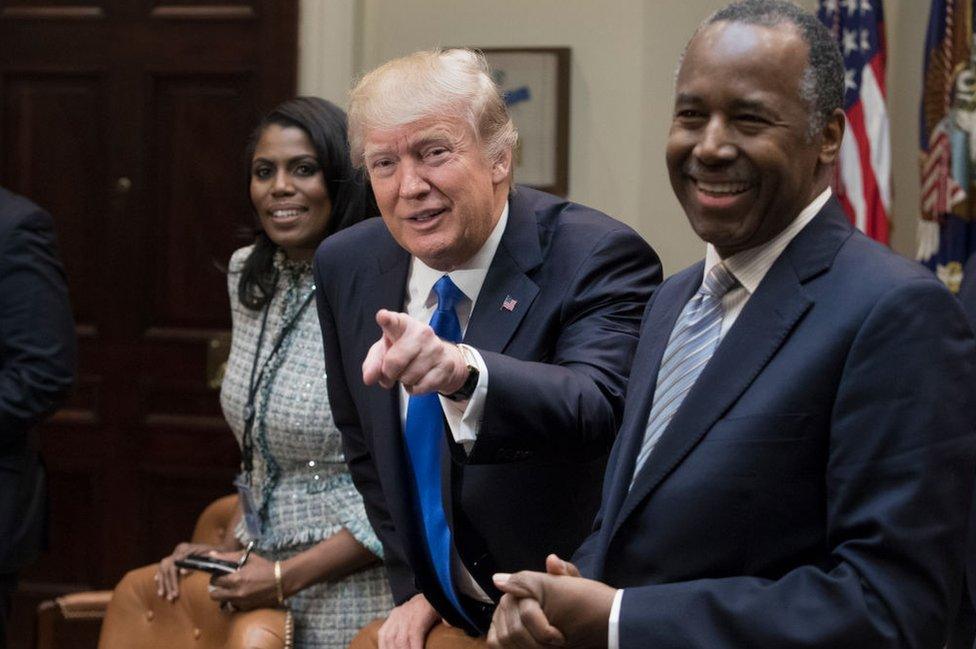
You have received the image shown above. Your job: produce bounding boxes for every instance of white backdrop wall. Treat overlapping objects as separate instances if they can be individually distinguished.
[298,0,924,276]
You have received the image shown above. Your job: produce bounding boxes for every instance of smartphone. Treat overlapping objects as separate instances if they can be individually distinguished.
[174,554,238,576]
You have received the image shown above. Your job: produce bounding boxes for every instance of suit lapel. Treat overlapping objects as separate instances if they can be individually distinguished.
[463,193,542,353]
[598,266,702,536]
[361,241,422,540]
[607,201,852,542]
[364,237,410,411]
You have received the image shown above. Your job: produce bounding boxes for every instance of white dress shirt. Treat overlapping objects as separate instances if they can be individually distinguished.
[607,187,831,649]
[399,202,509,604]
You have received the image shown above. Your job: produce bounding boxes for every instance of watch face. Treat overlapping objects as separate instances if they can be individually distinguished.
[442,344,479,401]
[445,364,478,401]
[458,344,478,369]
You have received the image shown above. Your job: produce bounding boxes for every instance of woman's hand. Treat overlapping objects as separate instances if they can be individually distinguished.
[205,527,380,612]
[208,550,281,611]
[156,542,221,601]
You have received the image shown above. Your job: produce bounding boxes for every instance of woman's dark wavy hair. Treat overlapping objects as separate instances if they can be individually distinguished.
[238,96,376,310]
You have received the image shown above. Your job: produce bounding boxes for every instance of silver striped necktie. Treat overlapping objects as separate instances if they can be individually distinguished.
[629,262,738,489]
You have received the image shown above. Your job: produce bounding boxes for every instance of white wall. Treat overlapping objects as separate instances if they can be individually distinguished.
[297,0,356,107]
[884,1,926,261]
[298,0,926,274]
[356,0,660,263]
[639,0,742,274]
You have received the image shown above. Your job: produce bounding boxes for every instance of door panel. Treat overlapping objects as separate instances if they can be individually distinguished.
[0,3,108,21]
[146,72,255,329]
[0,72,110,331]
[0,1,297,646]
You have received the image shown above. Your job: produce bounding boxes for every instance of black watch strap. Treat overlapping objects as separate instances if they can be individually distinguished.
[442,345,479,401]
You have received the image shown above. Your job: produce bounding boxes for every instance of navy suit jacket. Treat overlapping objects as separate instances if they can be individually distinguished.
[314,186,660,632]
[958,254,976,328]
[0,188,75,573]
[950,255,976,649]
[574,199,976,648]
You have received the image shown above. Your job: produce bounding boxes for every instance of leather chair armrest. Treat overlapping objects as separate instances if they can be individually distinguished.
[98,563,289,649]
[35,592,112,649]
[53,590,113,619]
[191,494,240,546]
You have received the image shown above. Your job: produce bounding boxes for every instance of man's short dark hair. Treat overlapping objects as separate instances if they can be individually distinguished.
[702,0,845,136]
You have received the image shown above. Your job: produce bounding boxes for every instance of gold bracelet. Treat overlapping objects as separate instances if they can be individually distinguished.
[274,560,285,605]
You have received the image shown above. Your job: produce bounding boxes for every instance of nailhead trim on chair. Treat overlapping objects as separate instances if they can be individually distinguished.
[55,591,113,620]
[284,610,293,649]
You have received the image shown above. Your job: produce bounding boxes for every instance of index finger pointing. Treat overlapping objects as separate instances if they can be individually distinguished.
[375,309,410,342]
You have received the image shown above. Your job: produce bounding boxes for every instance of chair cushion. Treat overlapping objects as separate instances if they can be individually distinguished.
[97,564,290,649]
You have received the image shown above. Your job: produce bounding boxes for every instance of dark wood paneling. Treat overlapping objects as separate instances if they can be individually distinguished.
[139,465,238,562]
[2,2,296,647]
[0,6,105,20]
[150,4,255,20]
[51,372,102,424]
[144,73,255,332]
[31,467,103,586]
[144,384,226,419]
[1,72,108,332]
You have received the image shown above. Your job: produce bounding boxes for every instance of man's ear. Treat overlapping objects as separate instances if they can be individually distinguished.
[818,107,845,165]
[491,147,513,184]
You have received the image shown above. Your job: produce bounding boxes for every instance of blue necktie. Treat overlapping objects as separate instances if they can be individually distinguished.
[630,263,738,488]
[403,275,475,625]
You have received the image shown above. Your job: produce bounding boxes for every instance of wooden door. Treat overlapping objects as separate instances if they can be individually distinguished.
[0,1,297,645]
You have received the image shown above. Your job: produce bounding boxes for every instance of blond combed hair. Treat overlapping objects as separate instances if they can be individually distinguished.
[348,48,518,167]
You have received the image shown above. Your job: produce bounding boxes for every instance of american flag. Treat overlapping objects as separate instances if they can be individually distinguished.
[501,295,517,312]
[817,0,891,244]
[915,0,976,292]
[921,121,965,219]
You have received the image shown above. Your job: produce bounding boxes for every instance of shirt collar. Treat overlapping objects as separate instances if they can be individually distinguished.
[703,187,831,295]
[408,201,510,308]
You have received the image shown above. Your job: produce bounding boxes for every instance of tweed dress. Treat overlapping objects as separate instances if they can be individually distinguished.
[220,246,392,648]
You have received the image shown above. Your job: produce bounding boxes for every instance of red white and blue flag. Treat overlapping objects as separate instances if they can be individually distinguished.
[916,0,976,292]
[817,0,891,244]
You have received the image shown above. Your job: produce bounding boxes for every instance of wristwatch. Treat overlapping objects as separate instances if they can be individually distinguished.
[441,344,479,402]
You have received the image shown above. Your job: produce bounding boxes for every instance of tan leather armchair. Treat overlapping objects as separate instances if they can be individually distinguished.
[35,495,290,649]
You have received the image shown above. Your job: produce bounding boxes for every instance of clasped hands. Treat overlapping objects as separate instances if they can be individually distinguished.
[363,309,468,396]
[488,554,616,649]
[157,543,283,611]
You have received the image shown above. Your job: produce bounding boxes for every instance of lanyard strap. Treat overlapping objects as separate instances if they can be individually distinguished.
[241,281,315,474]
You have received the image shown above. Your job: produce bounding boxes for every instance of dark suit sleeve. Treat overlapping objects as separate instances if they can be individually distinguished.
[313,257,418,605]
[617,279,976,649]
[471,227,661,462]
[0,206,75,443]
[958,255,976,329]
[572,284,663,576]
[571,388,637,576]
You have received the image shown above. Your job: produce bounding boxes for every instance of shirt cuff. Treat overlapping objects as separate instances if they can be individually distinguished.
[608,589,623,649]
[438,344,488,453]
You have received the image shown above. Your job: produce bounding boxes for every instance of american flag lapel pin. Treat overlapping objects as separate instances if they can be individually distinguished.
[501,295,518,312]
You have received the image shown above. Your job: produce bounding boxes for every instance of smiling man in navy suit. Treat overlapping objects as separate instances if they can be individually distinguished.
[488,2,976,648]
[313,49,660,648]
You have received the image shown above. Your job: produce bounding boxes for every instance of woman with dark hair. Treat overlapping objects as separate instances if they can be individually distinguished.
[155,97,392,648]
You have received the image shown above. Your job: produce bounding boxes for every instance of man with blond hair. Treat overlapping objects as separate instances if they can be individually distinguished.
[313,48,660,648]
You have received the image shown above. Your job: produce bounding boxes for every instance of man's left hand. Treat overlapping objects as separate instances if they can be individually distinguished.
[362,309,467,395]
[488,554,616,649]
[208,550,280,611]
